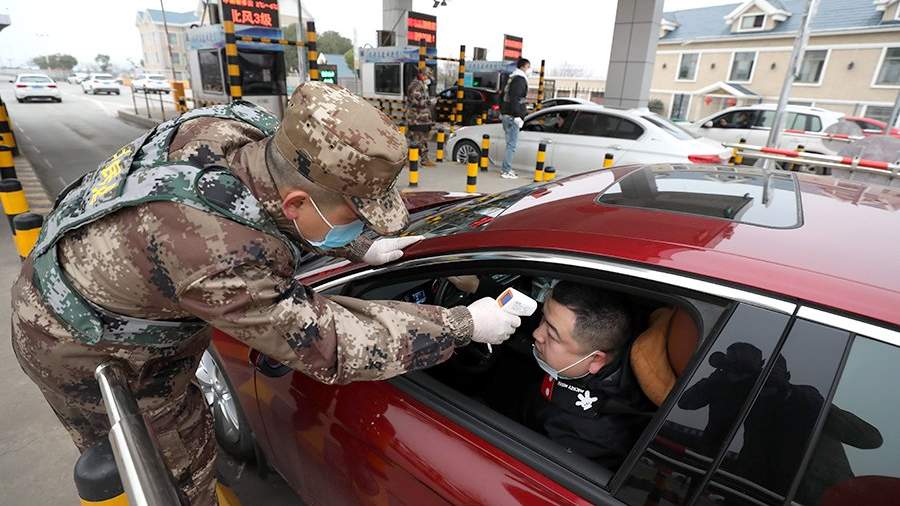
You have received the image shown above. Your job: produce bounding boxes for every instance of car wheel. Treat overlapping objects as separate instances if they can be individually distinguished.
[17,98,24,103]
[55,98,62,103]
[114,91,120,95]
[196,348,256,461]
[453,140,481,164]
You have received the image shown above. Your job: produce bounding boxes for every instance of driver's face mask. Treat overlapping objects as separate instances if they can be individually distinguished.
[532,345,598,381]
[295,197,364,249]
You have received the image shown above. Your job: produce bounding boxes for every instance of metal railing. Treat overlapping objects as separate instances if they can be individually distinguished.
[95,362,183,506]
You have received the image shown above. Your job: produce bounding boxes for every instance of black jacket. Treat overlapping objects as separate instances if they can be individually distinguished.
[526,352,655,470]
[500,73,528,118]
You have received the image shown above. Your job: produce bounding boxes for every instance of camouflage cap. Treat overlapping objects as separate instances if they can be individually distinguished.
[272,82,409,234]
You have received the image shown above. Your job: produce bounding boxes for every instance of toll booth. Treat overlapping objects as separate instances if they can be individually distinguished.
[359,46,438,123]
[186,24,288,117]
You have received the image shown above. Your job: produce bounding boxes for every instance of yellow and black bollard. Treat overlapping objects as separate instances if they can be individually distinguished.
[408,145,419,188]
[398,123,407,135]
[603,152,614,169]
[306,21,320,81]
[476,115,482,125]
[172,81,188,113]
[787,144,805,172]
[0,178,28,232]
[418,40,427,72]
[0,145,16,179]
[222,10,243,101]
[466,153,478,193]
[480,134,490,172]
[75,439,128,506]
[732,137,746,165]
[533,142,547,182]
[535,59,546,111]
[543,166,556,181]
[436,129,445,162]
[0,96,17,156]
[12,213,41,260]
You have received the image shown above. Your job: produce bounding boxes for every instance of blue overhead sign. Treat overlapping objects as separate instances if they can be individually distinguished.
[187,25,285,52]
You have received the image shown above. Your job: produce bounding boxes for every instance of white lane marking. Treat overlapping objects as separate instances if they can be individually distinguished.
[22,134,33,142]
[59,176,67,185]
[43,158,53,168]
[32,146,41,154]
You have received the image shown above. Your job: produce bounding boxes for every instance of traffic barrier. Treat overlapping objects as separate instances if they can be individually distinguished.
[466,153,478,193]
[75,439,127,506]
[171,81,188,113]
[782,129,863,143]
[602,152,614,169]
[306,21,320,81]
[0,96,17,156]
[721,141,900,175]
[543,166,556,181]
[222,11,243,101]
[0,178,28,232]
[533,142,547,182]
[0,145,16,179]
[408,145,419,188]
[436,129,445,162]
[535,59,546,110]
[13,212,41,260]
[480,134,490,172]
[453,45,465,132]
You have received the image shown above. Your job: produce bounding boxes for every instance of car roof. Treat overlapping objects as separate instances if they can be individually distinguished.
[527,103,635,119]
[410,165,900,326]
[16,73,52,79]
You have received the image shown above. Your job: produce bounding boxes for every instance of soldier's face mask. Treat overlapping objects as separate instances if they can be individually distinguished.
[532,345,599,381]
[297,197,365,249]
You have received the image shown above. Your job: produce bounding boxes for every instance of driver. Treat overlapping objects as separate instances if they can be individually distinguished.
[526,281,654,469]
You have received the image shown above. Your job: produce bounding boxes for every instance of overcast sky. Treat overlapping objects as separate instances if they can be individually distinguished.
[0,0,738,76]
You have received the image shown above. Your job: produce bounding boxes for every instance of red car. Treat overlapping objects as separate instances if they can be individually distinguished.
[843,116,900,137]
[199,164,900,505]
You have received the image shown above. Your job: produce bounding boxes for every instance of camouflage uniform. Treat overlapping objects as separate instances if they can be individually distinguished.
[404,69,434,162]
[11,83,472,505]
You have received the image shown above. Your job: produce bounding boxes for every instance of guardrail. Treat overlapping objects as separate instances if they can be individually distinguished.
[95,362,183,506]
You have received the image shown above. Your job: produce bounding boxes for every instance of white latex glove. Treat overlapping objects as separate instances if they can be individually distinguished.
[467,297,521,345]
[362,236,424,266]
[513,117,524,129]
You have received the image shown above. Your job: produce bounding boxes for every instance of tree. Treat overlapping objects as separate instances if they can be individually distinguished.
[317,30,352,55]
[95,54,111,72]
[648,98,666,115]
[283,23,300,73]
[31,53,78,71]
[549,61,590,78]
[344,48,354,70]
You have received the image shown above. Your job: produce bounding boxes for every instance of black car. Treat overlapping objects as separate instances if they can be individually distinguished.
[434,86,501,125]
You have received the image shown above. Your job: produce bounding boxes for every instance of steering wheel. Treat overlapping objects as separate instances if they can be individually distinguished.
[434,278,500,375]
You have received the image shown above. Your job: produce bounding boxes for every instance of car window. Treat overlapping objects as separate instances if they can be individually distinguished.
[439,88,454,99]
[94,74,114,80]
[851,120,882,133]
[542,100,559,108]
[804,114,822,133]
[694,319,851,505]
[616,304,790,505]
[709,110,755,129]
[641,114,700,140]
[794,334,900,505]
[464,89,482,100]
[522,109,574,134]
[19,76,52,83]
[570,112,644,140]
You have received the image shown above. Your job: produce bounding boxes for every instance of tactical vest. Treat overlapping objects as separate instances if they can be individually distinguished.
[31,101,298,347]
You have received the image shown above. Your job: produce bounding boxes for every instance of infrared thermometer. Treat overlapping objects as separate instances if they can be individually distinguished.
[488,288,538,352]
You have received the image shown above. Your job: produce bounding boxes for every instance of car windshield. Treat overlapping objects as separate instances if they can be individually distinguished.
[400,185,540,238]
[19,76,52,83]
[148,75,166,81]
[641,114,700,140]
[94,74,113,80]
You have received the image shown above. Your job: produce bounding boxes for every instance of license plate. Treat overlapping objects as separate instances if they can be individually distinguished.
[32,85,44,88]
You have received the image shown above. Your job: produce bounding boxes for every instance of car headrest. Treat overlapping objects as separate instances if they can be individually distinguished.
[630,306,700,406]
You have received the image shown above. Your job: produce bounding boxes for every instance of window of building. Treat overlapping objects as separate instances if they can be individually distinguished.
[171,53,181,65]
[797,50,828,84]
[168,33,178,45]
[863,105,895,125]
[794,335,900,505]
[729,52,756,82]
[874,47,900,86]
[374,63,401,94]
[677,53,699,81]
[671,93,691,121]
[198,49,224,94]
[739,13,765,31]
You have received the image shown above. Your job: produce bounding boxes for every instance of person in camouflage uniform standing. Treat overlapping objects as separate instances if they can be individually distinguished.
[405,67,436,167]
[10,82,520,505]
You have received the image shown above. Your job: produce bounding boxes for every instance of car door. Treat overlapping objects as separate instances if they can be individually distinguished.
[511,109,575,172]
[698,109,757,146]
[556,111,645,170]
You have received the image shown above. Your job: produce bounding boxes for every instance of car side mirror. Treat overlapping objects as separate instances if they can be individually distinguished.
[8,79,13,83]
[703,121,713,128]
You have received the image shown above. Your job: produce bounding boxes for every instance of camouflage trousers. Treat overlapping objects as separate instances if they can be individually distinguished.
[406,126,432,162]
[11,260,218,505]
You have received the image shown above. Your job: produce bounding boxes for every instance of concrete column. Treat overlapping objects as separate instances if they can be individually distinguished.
[604,0,663,109]
[383,0,413,46]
